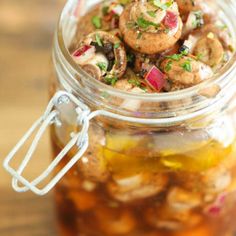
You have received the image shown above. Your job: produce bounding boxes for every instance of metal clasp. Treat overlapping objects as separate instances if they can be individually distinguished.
[3,91,91,195]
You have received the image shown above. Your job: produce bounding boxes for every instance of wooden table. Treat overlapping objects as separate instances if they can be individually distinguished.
[0,0,65,235]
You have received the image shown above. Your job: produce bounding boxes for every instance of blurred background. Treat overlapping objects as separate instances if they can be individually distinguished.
[0,0,65,235]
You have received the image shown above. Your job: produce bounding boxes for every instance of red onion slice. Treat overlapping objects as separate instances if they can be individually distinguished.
[145,66,166,92]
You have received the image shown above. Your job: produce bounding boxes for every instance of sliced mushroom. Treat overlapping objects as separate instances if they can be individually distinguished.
[82,31,127,79]
[119,2,183,54]
[194,24,232,50]
[193,35,224,67]
[161,56,213,89]
[81,64,102,80]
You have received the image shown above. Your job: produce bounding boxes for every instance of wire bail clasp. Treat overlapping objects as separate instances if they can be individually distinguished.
[3,91,91,195]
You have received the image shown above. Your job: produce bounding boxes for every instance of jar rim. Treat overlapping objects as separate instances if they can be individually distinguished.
[53,0,236,123]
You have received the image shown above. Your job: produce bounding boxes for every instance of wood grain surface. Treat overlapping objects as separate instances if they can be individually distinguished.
[0,0,65,235]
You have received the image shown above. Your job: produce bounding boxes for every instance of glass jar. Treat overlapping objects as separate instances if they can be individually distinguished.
[49,1,236,235]
[4,0,236,236]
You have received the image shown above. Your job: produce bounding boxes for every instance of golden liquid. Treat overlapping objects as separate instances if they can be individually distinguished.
[51,123,236,236]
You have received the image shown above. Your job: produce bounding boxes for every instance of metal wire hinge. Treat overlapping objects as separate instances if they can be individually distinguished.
[3,91,93,195]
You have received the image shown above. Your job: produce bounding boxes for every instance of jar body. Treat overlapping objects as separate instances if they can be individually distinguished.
[51,0,236,235]
[51,80,236,236]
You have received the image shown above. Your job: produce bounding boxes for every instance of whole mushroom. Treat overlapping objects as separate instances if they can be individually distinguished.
[161,55,213,90]
[119,1,183,54]
[73,30,127,84]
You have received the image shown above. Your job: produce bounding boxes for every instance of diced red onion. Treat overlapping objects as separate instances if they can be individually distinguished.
[204,193,227,217]
[72,45,96,65]
[111,4,124,16]
[163,11,178,30]
[207,206,221,216]
[145,66,166,92]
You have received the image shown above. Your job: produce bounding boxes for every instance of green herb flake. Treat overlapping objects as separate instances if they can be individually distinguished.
[92,16,102,29]
[128,79,141,87]
[114,43,120,49]
[97,62,107,71]
[137,17,159,29]
[95,34,103,47]
[102,6,109,16]
[181,60,192,72]
[196,53,203,61]
[104,76,118,86]
[165,60,173,72]
[166,54,183,61]
[147,11,156,18]
[152,0,173,10]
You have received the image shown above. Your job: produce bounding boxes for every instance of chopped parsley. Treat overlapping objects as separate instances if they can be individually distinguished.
[104,76,118,86]
[179,45,189,56]
[95,34,103,47]
[137,17,159,29]
[92,16,102,29]
[147,11,156,18]
[114,43,120,49]
[196,53,203,61]
[102,6,109,15]
[166,53,183,61]
[128,79,141,87]
[151,0,174,10]
[181,60,192,72]
[165,60,173,72]
[97,62,107,71]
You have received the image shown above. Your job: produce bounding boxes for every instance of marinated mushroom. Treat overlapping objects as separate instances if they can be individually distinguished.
[161,55,213,89]
[193,35,224,67]
[196,24,233,50]
[107,173,168,202]
[73,30,127,84]
[70,0,233,91]
[119,1,183,54]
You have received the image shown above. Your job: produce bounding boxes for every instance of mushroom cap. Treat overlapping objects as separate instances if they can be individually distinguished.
[193,36,224,67]
[161,56,213,88]
[119,4,183,54]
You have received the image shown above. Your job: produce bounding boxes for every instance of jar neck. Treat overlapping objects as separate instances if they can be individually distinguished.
[52,0,236,126]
